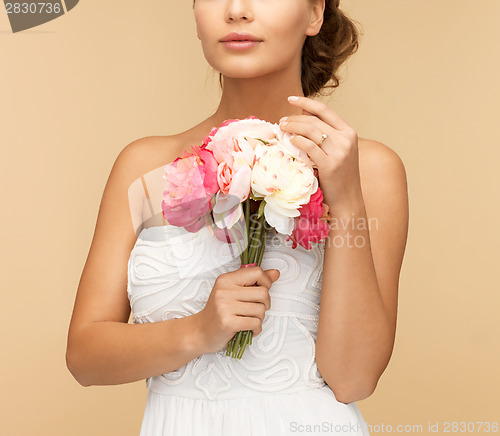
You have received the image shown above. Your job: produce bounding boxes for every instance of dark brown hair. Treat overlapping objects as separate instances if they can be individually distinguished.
[193,0,361,98]
[302,0,361,97]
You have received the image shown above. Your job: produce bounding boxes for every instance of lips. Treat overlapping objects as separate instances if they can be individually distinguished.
[220,32,262,42]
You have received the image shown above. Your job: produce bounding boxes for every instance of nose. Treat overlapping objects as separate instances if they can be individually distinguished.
[225,0,254,22]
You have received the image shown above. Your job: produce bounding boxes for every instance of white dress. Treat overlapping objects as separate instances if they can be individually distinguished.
[127,223,371,435]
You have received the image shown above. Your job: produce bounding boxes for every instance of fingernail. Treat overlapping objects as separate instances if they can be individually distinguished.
[279,116,288,123]
[288,96,299,101]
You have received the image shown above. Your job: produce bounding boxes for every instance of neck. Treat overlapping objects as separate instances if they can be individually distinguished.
[208,60,307,127]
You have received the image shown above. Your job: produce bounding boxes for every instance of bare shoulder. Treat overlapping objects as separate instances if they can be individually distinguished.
[118,133,197,231]
[116,135,182,178]
[117,123,211,178]
[357,136,409,242]
[358,137,407,177]
[357,137,408,199]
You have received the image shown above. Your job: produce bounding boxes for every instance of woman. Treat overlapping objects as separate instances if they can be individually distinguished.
[66,0,409,434]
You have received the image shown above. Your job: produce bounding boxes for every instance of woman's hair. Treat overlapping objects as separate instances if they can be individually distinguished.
[301,0,361,97]
[194,0,361,98]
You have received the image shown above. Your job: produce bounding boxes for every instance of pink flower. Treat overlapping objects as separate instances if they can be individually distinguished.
[287,187,330,249]
[300,185,324,219]
[201,116,259,148]
[161,144,218,232]
[212,213,246,244]
[205,117,276,229]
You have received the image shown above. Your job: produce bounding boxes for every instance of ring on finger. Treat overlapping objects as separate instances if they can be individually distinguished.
[317,133,328,146]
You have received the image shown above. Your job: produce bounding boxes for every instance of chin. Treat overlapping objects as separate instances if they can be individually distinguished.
[214,61,278,80]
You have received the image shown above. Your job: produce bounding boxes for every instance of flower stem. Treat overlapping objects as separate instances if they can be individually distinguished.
[232,331,244,358]
[225,199,271,359]
[247,209,264,263]
[237,338,248,359]
[228,225,244,261]
[226,336,235,356]
[243,199,251,264]
[256,222,268,266]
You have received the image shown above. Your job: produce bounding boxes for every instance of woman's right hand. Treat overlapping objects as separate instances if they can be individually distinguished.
[194,266,280,354]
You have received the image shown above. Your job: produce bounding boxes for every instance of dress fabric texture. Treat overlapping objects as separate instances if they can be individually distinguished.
[127,224,371,436]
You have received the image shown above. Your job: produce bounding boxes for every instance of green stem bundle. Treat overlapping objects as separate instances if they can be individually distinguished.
[225,198,268,359]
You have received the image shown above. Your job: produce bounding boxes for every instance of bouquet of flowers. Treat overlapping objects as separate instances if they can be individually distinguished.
[161,116,332,359]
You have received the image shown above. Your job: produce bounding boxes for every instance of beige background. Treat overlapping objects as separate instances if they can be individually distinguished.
[1,1,499,435]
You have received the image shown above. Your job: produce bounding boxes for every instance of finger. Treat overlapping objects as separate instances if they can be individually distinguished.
[264,268,280,282]
[280,120,328,154]
[281,114,329,132]
[287,96,351,131]
[231,301,267,320]
[234,315,263,336]
[236,266,273,289]
[231,286,271,310]
[280,115,334,144]
[289,134,328,166]
[282,117,346,151]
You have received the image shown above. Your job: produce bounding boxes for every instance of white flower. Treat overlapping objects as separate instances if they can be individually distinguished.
[205,119,280,229]
[269,123,317,168]
[251,143,318,235]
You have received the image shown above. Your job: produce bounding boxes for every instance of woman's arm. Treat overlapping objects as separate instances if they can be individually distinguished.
[66,137,210,387]
[315,140,409,403]
[67,314,208,387]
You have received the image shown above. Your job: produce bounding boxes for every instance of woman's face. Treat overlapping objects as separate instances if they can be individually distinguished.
[194,0,323,80]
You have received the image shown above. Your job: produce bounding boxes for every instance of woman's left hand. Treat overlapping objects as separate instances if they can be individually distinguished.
[279,95,364,215]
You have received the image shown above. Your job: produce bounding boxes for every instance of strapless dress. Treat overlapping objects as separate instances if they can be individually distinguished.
[127,224,370,435]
